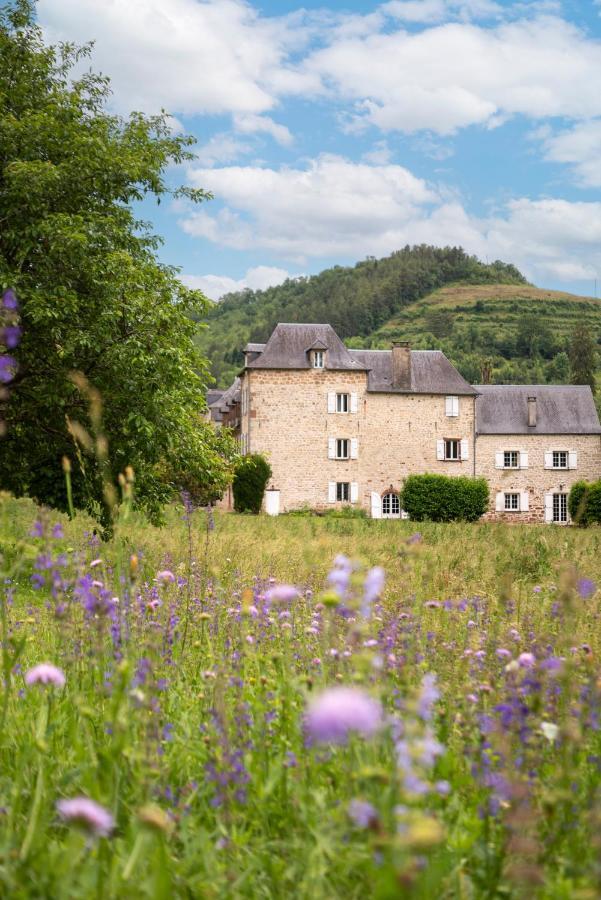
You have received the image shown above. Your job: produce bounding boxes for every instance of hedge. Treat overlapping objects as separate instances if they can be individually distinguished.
[568,480,601,526]
[232,454,272,514]
[400,474,489,522]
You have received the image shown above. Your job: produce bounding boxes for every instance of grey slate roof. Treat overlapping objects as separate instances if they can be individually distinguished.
[206,389,224,407]
[349,349,477,395]
[475,385,601,434]
[246,324,367,372]
[244,343,266,353]
[213,377,240,412]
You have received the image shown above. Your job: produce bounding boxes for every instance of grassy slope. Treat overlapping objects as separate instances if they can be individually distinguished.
[370,283,601,345]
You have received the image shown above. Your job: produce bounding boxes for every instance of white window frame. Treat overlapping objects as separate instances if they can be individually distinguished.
[335,438,350,460]
[336,482,350,502]
[445,396,459,417]
[313,350,324,369]
[444,438,460,461]
[504,492,520,512]
[552,492,568,523]
[552,450,568,469]
[504,450,519,469]
[336,393,349,413]
[382,492,401,518]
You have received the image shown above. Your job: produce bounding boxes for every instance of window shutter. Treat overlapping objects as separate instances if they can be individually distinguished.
[350,393,358,413]
[328,438,335,459]
[544,493,554,523]
[495,492,504,512]
[453,396,459,416]
[436,440,445,460]
[568,450,578,469]
[495,451,504,469]
[327,392,335,413]
[328,482,336,503]
[445,396,453,416]
[519,451,528,469]
[520,491,529,512]
[544,451,553,469]
[370,492,382,519]
[460,438,469,460]
[350,438,358,459]
[350,482,359,503]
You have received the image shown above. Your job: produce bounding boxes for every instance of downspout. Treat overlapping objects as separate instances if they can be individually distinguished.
[472,393,477,477]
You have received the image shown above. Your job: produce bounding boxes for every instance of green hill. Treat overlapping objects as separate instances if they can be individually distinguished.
[195,245,600,389]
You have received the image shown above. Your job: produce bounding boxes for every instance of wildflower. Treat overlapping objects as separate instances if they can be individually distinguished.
[348,799,378,828]
[265,584,300,603]
[89,558,102,568]
[1,325,21,348]
[417,673,440,722]
[51,523,64,539]
[362,566,385,616]
[305,686,383,745]
[2,289,17,310]
[56,797,114,837]
[533,585,542,593]
[541,722,559,743]
[25,663,65,688]
[156,570,175,583]
[518,652,536,669]
[0,355,16,383]
[577,578,596,599]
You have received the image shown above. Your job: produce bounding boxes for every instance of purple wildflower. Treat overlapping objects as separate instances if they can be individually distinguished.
[417,673,440,722]
[156,570,175,583]
[1,326,21,349]
[305,687,383,745]
[2,289,17,310]
[0,355,16,383]
[348,799,378,828]
[363,566,385,610]
[577,578,596,599]
[518,652,536,669]
[265,584,300,603]
[25,663,65,688]
[57,797,114,837]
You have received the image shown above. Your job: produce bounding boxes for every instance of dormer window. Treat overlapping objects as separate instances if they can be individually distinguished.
[312,350,324,369]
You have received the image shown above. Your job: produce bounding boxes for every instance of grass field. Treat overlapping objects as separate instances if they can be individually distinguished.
[2,494,601,897]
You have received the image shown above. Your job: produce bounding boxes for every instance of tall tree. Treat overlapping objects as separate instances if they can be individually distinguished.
[569,324,597,395]
[0,0,236,522]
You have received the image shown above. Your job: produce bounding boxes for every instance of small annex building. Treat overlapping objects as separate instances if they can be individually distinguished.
[209,323,601,523]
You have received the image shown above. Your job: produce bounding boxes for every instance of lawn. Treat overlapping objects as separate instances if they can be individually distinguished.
[1,494,601,898]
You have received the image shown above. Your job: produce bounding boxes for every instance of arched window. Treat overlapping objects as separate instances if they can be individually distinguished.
[382,492,401,518]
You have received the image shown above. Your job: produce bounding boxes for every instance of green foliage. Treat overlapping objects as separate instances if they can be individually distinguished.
[569,323,597,394]
[232,454,272,513]
[401,474,489,522]
[198,246,527,386]
[0,1,235,522]
[569,480,601,526]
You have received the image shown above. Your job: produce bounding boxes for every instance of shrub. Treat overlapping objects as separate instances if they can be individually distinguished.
[401,474,489,522]
[570,480,601,526]
[232,454,272,514]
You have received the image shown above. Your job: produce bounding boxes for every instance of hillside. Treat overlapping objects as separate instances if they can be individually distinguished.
[195,245,600,390]
[196,245,526,386]
[363,283,601,385]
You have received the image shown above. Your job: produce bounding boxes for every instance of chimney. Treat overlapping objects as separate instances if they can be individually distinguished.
[392,341,411,390]
[527,395,537,427]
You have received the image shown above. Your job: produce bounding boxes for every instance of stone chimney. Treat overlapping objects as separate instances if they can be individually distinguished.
[392,341,411,390]
[527,395,537,427]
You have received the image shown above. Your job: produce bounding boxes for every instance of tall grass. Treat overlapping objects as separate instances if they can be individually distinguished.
[1,493,601,897]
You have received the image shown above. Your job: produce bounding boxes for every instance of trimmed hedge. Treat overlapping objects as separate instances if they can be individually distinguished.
[400,474,489,522]
[568,480,601,526]
[232,454,272,514]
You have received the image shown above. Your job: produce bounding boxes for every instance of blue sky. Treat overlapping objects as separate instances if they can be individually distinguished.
[39,0,601,299]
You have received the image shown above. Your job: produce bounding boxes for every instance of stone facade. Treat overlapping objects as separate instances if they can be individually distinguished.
[211,323,601,523]
[475,433,601,523]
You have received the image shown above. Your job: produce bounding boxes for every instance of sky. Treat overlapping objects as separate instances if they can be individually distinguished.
[38,0,601,300]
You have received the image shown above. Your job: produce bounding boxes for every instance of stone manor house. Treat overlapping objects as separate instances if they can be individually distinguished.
[208,323,601,523]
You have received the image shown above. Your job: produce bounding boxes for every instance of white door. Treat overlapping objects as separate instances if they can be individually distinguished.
[265,489,280,516]
[382,492,401,519]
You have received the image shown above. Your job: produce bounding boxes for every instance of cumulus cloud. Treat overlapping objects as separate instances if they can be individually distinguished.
[542,120,601,187]
[38,0,313,117]
[181,155,601,284]
[304,16,601,134]
[181,265,297,300]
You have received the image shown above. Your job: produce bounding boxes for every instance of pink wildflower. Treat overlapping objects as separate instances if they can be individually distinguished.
[25,663,65,688]
[57,797,114,837]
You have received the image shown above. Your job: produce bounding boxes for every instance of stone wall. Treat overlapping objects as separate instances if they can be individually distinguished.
[475,433,601,523]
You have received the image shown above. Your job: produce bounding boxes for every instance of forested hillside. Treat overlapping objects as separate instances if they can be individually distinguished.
[196,246,526,386]
[196,245,600,391]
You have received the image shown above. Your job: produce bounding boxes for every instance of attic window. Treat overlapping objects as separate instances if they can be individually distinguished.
[313,350,324,369]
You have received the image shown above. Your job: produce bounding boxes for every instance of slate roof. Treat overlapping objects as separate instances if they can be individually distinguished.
[208,378,240,423]
[475,385,601,434]
[349,349,477,395]
[206,390,224,407]
[246,324,367,372]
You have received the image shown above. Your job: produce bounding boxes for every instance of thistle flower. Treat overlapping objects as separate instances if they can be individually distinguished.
[56,797,114,837]
[25,663,65,688]
[304,686,383,745]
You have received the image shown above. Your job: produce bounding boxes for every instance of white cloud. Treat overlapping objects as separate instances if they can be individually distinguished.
[181,265,296,300]
[542,120,601,187]
[181,155,601,285]
[38,0,313,117]
[382,0,503,24]
[233,113,293,145]
[196,133,254,167]
[304,16,601,134]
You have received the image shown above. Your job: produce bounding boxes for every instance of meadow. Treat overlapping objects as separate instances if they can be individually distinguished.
[1,494,601,898]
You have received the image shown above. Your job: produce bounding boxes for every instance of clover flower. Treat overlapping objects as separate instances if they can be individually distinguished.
[304,686,382,745]
[56,797,114,837]
[25,663,66,688]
